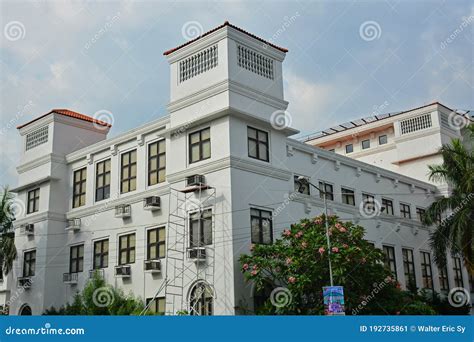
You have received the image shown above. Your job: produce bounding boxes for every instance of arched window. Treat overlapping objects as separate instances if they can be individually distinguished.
[189,282,213,316]
[19,305,32,316]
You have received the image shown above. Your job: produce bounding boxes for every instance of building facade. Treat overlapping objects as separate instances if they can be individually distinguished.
[5,22,471,315]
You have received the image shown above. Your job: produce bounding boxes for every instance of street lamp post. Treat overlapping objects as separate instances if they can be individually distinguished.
[296,176,334,287]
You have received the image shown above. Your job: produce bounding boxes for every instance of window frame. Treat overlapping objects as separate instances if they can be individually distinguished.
[27,188,40,214]
[402,248,416,289]
[416,207,426,222]
[420,251,433,289]
[72,167,87,208]
[120,150,137,194]
[69,244,84,274]
[147,227,166,260]
[189,127,211,164]
[383,245,397,280]
[378,135,388,145]
[438,265,449,292]
[381,198,394,215]
[189,209,213,247]
[345,144,353,154]
[148,140,166,186]
[341,187,355,206]
[250,208,273,245]
[118,233,136,265]
[247,126,269,162]
[318,181,334,201]
[361,139,370,150]
[93,239,109,270]
[400,203,411,219]
[453,257,464,288]
[23,250,36,277]
[146,297,166,315]
[95,159,111,202]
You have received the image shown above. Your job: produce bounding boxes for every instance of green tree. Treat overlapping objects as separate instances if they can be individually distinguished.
[423,125,474,275]
[0,186,17,275]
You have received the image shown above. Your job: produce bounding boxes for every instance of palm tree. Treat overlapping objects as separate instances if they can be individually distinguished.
[423,125,474,276]
[0,187,17,275]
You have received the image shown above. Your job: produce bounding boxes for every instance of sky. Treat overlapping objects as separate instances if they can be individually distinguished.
[1,0,473,187]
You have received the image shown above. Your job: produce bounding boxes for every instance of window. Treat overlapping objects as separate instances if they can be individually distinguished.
[341,188,355,206]
[69,245,84,273]
[23,250,35,277]
[378,135,387,145]
[248,127,269,162]
[146,297,166,315]
[189,282,213,315]
[27,188,40,214]
[250,208,273,245]
[345,144,353,154]
[420,252,433,289]
[93,239,109,269]
[179,45,218,82]
[189,209,212,247]
[328,149,335,152]
[148,140,166,186]
[294,176,310,195]
[95,159,111,202]
[361,139,370,150]
[120,150,137,193]
[416,207,426,222]
[25,126,48,151]
[453,257,464,288]
[381,198,394,215]
[119,233,136,265]
[400,203,411,219]
[318,182,334,201]
[189,128,211,164]
[362,193,376,214]
[383,245,397,280]
[402,249,416,289]
[73,168,87,208]
[237,45,274,79]
[147,227,166,260]
[439,265,449,292]
[0,256,3,282]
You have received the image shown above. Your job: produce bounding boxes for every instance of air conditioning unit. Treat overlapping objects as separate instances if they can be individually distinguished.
[18,277,32,289]
[143,196,161,211]
[115,204,131,219]
[63,272,78,284]
[65,218,81,231]
[144,259,161,273]
[186,174,206,187]
[114,265,131,278]
[187,247,206,262]
[89,269,105,279]
[24,224,34,236]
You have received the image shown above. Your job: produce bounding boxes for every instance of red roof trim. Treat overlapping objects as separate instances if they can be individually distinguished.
[16,109,112,129]
[163,21,288,56]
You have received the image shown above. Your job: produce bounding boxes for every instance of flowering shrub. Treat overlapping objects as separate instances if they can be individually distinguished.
[240,214,404,315]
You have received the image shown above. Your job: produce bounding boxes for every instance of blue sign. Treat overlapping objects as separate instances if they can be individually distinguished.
[323,285,345,315]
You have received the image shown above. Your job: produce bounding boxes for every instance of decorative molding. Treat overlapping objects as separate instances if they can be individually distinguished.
[16,153,67,174]
[110,145,118,156]
[286,145,294,157]
[375,173,381,183]
[311,153,318,164]
[13,211,67,228]
[334,160,340,171]
[393,179,399,188]
[86,153,93,165]
[137,134,145,146]
[356,167,362,177]
[395,223,401,232]
[304,202,311,214]
[410,184,416,193]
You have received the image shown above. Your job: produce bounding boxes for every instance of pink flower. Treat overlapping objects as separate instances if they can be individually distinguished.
[283,229,291,237]
[332,247,339,253]
[339,227,347,233]
[288,276,296,284]
[318,247,325,254]
[252,265,258,270]
[242,263,249,271]
[285,257,293,265]
[335,223,342,229]
[295,231,303,238]
[301,241,308,249]
[314,218,322,224]
[251,270,258,276]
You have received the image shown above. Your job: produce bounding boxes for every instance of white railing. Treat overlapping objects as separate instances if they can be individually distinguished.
[179,45,218,83]
[237,45,274,80]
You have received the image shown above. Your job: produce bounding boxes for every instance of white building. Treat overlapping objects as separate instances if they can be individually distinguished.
[6,22,471,315]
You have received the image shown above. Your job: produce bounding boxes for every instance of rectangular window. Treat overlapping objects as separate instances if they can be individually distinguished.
[400,203,411,219]
[23,250,36,277]
[120,150,137,193]
[69,245,84,273]
[248,127,269,162]
[378,135,388,145]
[416,207,426,222]
[189,128,211,164]
[148,140,166,186]
[27,188,40,214]
[189,209,212,247]
[294,176,310,195]
[345,144,353,154]
[147,227,166,260]
[341,188,355,206]
[318,182,334,201]
[383,245,397,280]
[95,159,111,202]
[439,265,449,292]
[146,297,166,315]
[73,168,87,208]
[361,139,370,149]
[362,193,376,215]
[402,248,416,289]
[381,198,394,215]
[250,208,273,245]
[420,252,433,289]
[93,239,109,269]
[119,233,136,265]
[453,257,464,288]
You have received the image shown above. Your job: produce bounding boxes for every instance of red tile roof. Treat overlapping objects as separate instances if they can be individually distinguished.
[16,109,112,129]
[163,21,288,56]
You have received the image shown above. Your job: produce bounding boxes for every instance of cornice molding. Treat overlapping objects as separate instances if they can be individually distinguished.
[13,211,67,227]
[16,153,67,174]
